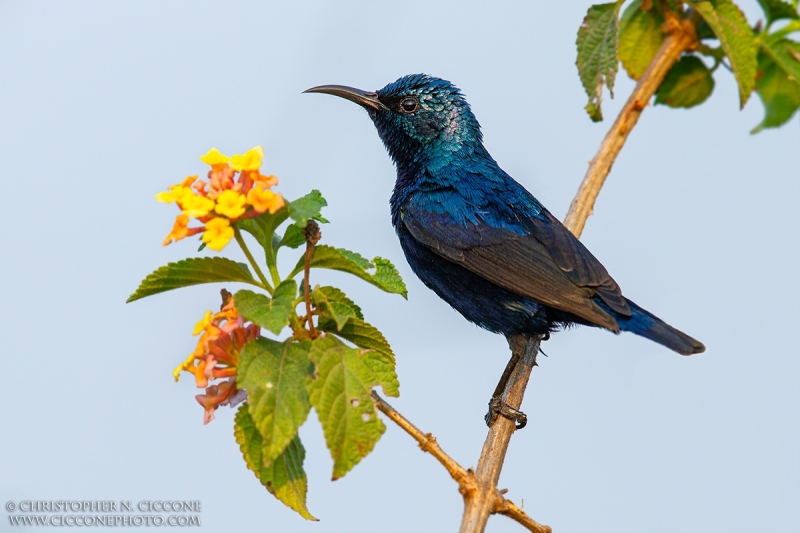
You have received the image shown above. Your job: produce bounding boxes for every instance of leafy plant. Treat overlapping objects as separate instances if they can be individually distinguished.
[127,147,406,519]
[576,0,799,131]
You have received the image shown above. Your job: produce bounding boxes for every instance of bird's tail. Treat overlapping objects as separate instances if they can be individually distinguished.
[614,298,705,355]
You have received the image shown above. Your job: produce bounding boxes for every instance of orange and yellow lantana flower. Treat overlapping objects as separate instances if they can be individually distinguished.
[156,146,285,252]
[175,296,259,424]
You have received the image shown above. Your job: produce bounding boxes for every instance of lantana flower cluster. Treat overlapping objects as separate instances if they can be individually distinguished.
[174,294,259,424]
[157,146,285,251]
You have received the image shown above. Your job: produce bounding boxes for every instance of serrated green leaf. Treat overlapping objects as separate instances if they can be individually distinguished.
[291,245,408,298]
[237,209,290,252]
[337,249,373,269]
[576,1,625,122]
[234,405,316,520]
[371,258,408,298]
[656,55,716,107]
[758,0,799,26]
[278,224,306,250]
[314,286,364,320]
[237,338,313,468]
[288,190,328,226]
[307,336,387,480]
[127,257,258,302]
[317,317,399,397]
[690,0,757,107]
[763,35,800,81]
[312,287,359,331]
[752,47,800,131]
[235,281,297,335]
[619,0,666,79]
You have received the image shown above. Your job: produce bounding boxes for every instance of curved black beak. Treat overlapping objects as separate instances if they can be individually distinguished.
[303,84,388,111]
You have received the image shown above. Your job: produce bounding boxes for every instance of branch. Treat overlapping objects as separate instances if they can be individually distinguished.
[495,497,552,533]
[563,10,699,238]
[372,389,550,533]
[302,221,321,337]
[370,391,471,487]
[459,334,544,533]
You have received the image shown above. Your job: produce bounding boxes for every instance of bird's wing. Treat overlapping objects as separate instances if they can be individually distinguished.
[401,201,630,331]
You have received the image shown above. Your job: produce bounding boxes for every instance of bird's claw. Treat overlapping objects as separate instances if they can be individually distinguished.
[485,397,528,429]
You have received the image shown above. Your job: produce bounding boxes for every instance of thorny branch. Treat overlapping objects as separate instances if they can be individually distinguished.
[371,8,701,533]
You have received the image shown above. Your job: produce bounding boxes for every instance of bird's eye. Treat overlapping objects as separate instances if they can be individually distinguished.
[400,98,419,113]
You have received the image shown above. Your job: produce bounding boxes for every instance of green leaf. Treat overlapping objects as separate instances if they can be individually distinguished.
[751,45,800,131]
[288,190,328,226]
[292,245,408,298]
[307,336,388,480]
[313,286,364,320]
[758,0,799,27]
[769,19,800,41]
[234,405,316,520]
[235,281,298,335]
[237,209,290,252]
[312,287,359,331]
[763,34,800,82]
[278,224,306,250]
[127,257,257,302]
[371,257,409,298]
[576,1,625,121]
[317,317,399,397]
[237,338,314,468]
[619,0,666,80]
[656,55,716,107]
[337,248,373,269]
[690,0,758,107]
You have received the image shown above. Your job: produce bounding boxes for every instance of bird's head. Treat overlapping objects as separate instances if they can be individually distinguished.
[305,74,483,167]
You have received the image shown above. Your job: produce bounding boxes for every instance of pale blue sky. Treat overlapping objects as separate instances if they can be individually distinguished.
[1,1,798,532]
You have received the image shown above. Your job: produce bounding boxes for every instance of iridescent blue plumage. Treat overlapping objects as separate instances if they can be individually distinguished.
[307,74,704,355]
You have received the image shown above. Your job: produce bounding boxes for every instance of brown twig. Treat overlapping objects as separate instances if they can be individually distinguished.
[370,391,471,486]
[563,9,699,238]
[302,221,321,337]
[459,334,543,533]
[371,389,549,533]
[495,498,552,533]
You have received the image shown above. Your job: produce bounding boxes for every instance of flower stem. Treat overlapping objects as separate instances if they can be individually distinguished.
[263,234,282,287]
[234,227,273,293]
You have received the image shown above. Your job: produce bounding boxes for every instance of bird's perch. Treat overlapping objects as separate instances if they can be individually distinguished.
[458,334,548,533]
[564,10,698,238]
[372,8,699,533]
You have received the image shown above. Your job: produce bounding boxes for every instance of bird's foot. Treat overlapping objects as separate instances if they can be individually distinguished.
[539,332,550,357]
[484,396,527,429]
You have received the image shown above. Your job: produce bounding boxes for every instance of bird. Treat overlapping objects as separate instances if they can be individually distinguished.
[305,74,705,425]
